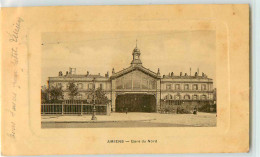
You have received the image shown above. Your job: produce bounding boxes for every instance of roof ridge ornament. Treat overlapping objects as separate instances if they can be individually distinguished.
[131,40,142,66]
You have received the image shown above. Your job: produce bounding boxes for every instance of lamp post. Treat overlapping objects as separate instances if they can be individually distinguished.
[91,77,97,120]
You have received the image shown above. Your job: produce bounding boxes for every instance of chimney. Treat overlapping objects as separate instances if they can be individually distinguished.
[171,72,174,77]
[202,72,204,77]
[163,75,165,78]
[87,71,89,76]
[106,71,109,78]
[157,68,160,76]
[69,67,76,74]
[185,73,187,76]
[66,71,68,75]
[112,68,115,74]
[180,72,182,76]
[195,72,198,77]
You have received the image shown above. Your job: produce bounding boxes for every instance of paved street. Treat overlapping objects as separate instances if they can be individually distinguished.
[42,121,192,128]
[41,112,217,128]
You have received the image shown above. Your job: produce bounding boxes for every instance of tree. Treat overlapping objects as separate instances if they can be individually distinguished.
[88,87,109,104]
[95,88,109,104]
[49,86,63,103]
[68,82,78,100]
[41,88,48,104]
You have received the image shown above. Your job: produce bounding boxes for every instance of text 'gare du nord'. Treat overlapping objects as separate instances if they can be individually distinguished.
[42,44,216,115]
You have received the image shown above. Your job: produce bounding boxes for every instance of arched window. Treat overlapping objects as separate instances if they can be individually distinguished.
[165,94,173,100]
[184,95,190,100]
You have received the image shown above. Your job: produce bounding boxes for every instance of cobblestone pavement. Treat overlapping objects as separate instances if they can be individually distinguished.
[42,112,216,127]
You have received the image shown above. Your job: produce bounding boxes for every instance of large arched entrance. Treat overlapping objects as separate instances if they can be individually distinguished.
[116,94,156,112]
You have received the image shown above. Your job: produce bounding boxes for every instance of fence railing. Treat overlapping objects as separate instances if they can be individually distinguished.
[41,104,107,115]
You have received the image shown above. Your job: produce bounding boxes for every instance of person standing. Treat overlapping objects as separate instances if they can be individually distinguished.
[193,106,197,115]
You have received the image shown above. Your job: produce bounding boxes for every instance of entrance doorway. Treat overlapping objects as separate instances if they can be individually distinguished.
[116,94,156,112]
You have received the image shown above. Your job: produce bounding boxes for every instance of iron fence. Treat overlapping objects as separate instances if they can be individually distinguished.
[41,104,107,115]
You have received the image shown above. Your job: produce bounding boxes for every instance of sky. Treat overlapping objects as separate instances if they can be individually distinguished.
[41,31,216,86]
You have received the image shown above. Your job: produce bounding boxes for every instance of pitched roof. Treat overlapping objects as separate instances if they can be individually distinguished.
[111,65,160,79]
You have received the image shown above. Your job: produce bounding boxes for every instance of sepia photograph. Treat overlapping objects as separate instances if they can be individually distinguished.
[1,5,249,155]
[41,31,217,128]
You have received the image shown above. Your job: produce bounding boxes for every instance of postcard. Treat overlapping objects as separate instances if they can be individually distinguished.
[1,4,249,155]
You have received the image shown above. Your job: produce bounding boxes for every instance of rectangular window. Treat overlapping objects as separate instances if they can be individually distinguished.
[175,84,180,90]
[201,95,207,100]
[184,95,190,100]
[192,84,198,90]
[166,84,171,90]
[78,83,83,89]
[88,83,94,89]
[184,84,189,90]
[201,84,207,90]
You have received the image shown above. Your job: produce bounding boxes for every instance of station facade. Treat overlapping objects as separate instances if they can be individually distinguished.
[47,45,215,113]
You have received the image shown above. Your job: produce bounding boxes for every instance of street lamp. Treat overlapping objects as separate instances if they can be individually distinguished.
[91,77,97,120]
